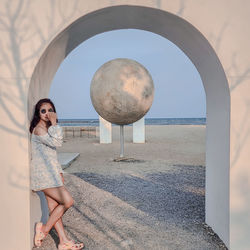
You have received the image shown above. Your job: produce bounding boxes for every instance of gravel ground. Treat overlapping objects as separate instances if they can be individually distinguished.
[32,125,228,250]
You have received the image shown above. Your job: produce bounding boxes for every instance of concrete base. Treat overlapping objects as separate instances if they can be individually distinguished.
[57,152,80,169]
[133,117,145,143]
[99,116,112,143]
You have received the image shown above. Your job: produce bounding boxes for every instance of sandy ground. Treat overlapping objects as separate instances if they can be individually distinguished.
[33,125,228,250]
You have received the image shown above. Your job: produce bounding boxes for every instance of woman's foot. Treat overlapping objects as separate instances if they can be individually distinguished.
[34,222,47,247]
[58,239,84,249]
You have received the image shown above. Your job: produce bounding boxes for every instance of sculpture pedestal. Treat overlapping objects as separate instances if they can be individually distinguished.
[99,116,112,144]
[133,117,145,143]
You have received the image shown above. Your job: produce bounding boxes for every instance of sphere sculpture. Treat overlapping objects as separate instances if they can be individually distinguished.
[90,58,154,125]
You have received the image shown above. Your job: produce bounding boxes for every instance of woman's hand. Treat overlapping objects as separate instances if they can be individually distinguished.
[47,111,57,126]
[60,173,64,184]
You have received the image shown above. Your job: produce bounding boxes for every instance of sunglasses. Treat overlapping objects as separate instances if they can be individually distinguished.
[40,108,54,114]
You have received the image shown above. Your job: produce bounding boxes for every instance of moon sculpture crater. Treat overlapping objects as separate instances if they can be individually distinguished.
[90,58,154,125]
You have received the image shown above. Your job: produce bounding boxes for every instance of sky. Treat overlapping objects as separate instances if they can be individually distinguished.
[49,29,206,119]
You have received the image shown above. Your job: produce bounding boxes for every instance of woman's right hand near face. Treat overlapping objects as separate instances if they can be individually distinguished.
[47,112,57,126]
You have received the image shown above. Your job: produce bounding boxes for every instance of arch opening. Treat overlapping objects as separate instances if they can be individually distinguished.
[49,28,206,120]
[28,5,230,247]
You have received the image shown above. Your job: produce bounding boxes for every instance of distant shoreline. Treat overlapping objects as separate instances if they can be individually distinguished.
[58,117,206,126]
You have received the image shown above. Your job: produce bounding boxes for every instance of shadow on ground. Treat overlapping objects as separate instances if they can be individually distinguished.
[33,164,228,250]
[73,164,205,225]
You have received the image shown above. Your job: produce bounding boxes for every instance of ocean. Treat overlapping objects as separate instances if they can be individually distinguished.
[58,118,206,127]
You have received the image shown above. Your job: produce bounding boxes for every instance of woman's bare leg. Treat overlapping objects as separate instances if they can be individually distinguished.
[45,194,70,243]
[41,186,74,236]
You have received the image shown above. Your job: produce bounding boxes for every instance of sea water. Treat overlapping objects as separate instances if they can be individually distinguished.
[58,118,206,127]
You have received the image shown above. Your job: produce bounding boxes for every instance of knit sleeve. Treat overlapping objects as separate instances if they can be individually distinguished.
[37,125,63,147]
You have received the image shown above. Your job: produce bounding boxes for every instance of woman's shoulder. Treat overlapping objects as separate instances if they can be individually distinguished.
[33,125,48,136]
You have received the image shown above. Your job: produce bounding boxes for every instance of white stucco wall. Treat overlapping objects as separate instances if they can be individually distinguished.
[0,1,249,249]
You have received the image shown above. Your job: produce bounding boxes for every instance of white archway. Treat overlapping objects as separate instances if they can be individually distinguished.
[28,5,230,247]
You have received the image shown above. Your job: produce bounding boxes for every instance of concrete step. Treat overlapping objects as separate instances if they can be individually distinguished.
[58,152,80,169]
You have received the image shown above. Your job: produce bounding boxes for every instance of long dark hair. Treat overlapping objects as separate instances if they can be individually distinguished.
[29,98,58,134]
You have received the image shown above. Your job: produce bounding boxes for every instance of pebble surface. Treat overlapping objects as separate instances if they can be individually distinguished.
[32,125,228,250]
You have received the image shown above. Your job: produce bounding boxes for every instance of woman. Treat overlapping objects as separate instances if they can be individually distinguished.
[30,98,84,250]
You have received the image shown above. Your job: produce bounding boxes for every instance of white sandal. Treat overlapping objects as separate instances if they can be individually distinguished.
[58,240,84,250]
[34,222,46,247]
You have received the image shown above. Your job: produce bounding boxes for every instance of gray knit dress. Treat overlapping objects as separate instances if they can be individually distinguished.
[30,125,64,191]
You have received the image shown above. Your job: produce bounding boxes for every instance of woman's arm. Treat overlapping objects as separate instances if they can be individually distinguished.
[36,111,63,147]
[37,125,63,147]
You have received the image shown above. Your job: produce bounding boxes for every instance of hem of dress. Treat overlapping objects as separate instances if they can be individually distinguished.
[31,184,64,192]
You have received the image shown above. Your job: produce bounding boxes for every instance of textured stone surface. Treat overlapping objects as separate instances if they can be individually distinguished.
[90,58,154,125]
[34,169,227,250]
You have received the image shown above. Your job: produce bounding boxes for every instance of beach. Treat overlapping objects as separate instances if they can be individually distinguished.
[61,124,206,167]
[34,125,227,249]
